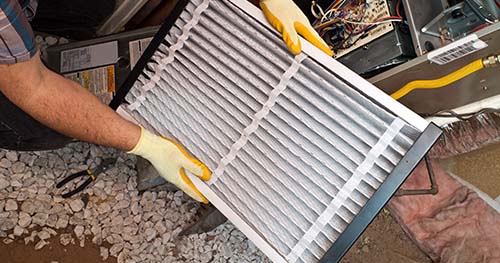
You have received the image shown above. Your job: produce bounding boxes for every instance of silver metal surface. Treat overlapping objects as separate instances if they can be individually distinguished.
[403,0,447,56]
[370,22,500,114]
[483,0,500,18]
[468,0,499,22]
[421,2,489,39]
[97,0,149,35]
[119,0,431,262]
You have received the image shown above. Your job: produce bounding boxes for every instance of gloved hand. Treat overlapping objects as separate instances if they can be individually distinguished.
[260,0,333,56]
[129,128,211,203]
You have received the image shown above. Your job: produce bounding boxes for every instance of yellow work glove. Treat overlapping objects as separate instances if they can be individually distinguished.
[128,128,211,203]
[260,0,333,56]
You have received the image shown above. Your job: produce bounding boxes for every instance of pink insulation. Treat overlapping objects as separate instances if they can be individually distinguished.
[389,161,500,263]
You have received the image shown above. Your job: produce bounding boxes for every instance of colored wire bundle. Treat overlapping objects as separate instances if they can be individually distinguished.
[312,0,403,53]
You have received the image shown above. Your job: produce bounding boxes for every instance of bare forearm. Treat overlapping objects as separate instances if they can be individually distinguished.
[23,71,140,150]
[0,54,140,151]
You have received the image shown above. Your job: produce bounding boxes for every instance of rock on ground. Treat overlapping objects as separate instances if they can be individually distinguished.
[0,143,269,262]
[69,199,84,212]
[5,199,17,211]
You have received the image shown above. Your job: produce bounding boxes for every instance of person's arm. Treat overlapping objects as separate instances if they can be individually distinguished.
[0,0,209,202]
[0,52,141,151]
[0,54,211,202]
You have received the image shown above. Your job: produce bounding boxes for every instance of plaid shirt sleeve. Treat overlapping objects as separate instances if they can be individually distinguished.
[0,0,37,64]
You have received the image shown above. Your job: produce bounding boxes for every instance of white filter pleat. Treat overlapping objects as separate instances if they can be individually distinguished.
[122,0,426,262]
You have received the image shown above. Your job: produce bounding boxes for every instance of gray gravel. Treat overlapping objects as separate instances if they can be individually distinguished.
[0,142,270,262]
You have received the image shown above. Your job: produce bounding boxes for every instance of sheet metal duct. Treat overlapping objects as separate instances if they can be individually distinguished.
[110,0,442,262]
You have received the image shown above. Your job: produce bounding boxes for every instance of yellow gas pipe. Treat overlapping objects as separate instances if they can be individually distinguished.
[391,55,500,100]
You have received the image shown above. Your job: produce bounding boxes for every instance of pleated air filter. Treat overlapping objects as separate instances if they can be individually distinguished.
[110,0,441,262]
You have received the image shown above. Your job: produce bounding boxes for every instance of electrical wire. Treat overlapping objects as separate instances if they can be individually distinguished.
[340,18,402,26]
[395,0,402,18]
[331,0,349,10]
[311,1,325,19]
[315,2,403,29]
[339,1,369,49]
[312,0,349,25]
[314,0,404,52]
[425,108,500,121]
[315,19,340,30]
[314,0,362,28]
[469,23,490,33]
[349,16,402,37]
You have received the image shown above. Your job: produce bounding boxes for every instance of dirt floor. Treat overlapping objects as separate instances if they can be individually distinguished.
[342,208,431,263]
[0,233,114,263]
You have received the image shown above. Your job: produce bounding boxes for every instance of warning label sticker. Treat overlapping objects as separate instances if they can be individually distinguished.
[129,37,153,69]
[60,41,119,73]
[64,65,115,104]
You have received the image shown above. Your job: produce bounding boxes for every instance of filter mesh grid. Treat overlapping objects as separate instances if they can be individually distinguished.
[121,0,424,262]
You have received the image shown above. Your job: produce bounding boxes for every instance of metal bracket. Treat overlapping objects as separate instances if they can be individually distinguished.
[395,155,439,196]
[179,206,227,236]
